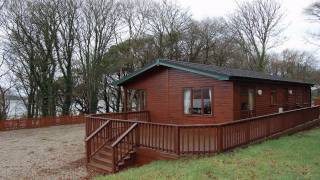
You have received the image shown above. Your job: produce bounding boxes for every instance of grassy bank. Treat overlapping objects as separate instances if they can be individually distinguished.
[97,127,320,180]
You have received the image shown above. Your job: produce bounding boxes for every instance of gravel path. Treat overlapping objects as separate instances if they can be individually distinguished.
[0,124,88,180]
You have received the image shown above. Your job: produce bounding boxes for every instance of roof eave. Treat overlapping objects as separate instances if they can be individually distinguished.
[112,61,159,86]
[229,76,315,86]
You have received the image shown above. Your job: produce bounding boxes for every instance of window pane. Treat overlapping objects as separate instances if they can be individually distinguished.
[128,89,146,111]
[248,89,255,110]
[139,90,146,111]
[184,89,191,114]
[240,87,249,110]
[192,89,202,114]
[203,88,212,114]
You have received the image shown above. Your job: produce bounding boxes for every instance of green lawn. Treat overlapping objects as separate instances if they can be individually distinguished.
[97,127,320,180]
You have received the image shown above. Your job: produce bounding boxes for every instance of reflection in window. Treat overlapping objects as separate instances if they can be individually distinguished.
[240,88,255,110]
[128,89,146,112]
[184,88,212,115]
[203,88,212,114]
[192,89,202,114]
[184,89,191,114]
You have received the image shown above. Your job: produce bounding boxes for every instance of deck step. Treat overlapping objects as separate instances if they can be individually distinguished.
[93,155,113,165]
[99,150,112,157]
[87,161,113,173]
[88,143,137,174]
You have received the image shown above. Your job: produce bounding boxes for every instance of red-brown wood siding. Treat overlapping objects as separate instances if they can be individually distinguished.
[125,67,169,123]
[124,66,234,124]
[123,66,311,123]
[233,81,311,120]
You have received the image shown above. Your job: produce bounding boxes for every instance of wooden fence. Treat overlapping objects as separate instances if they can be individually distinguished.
[86,106,320,157]
[0,115,85,131]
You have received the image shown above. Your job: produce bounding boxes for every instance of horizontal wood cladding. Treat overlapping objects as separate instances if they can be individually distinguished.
[125,66,169,123]
[167,68,233,124]
[233,81,311,120]
[124,66,234,124]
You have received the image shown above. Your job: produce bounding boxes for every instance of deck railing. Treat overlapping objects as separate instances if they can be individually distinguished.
[86,106,319,157]
[85,120,112,163]
[86,111,149,136]
[111,122,139,172]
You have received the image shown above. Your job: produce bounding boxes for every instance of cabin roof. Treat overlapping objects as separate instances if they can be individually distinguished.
[114,59,314,86]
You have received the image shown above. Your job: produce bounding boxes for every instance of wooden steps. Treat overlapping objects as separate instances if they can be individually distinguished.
[87,144,136,174]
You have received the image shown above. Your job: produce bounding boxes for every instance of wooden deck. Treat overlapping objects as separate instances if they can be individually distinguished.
[85,106,320,174]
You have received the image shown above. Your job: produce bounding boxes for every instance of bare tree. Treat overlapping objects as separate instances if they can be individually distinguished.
[230,0,285,71]
[147,0,192,59]
[2,0,60,117]
[0,57,10,120]
[305,2,320,47]
[268,49,318,83]
[54,0,79,115]
[75,0,120,113]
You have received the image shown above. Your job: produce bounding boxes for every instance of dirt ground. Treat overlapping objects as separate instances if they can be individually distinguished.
[0,124,88,180]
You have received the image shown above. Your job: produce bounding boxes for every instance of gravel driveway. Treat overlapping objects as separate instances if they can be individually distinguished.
[0,124,88,180]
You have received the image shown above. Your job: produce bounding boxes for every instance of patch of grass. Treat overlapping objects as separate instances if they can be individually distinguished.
[97,128,320,180]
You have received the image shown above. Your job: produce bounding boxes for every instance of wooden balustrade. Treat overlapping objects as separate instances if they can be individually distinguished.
[139,123,176,153]
[111,123,139,172]
[179,126,219,154]
[85,120,112,163]
[86,106,320,165]
[86,111,149,136]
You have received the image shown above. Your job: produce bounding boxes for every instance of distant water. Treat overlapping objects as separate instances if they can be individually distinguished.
[5,99,110,120]
[7,99,27,119]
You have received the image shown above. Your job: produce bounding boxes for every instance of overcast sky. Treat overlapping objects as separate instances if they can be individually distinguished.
[177,0,320,58]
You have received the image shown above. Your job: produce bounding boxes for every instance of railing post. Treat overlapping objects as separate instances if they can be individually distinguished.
[174,126,180,156]
[124,87,128,120]
[135,124,140,147]
[266,118,271,137]
[85,116,89,137]
[217,126,224,153]
[86,140,90,163]
[112,148,116,173]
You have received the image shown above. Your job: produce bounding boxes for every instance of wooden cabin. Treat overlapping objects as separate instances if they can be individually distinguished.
[115,59,312,124]
[85,59,318,174]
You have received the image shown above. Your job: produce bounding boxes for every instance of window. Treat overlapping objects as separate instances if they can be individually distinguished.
[303,87,309,104]
[270,89,277,105]
[127,89,146,111]
[184,88,212,115]
[240,87,255,110]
